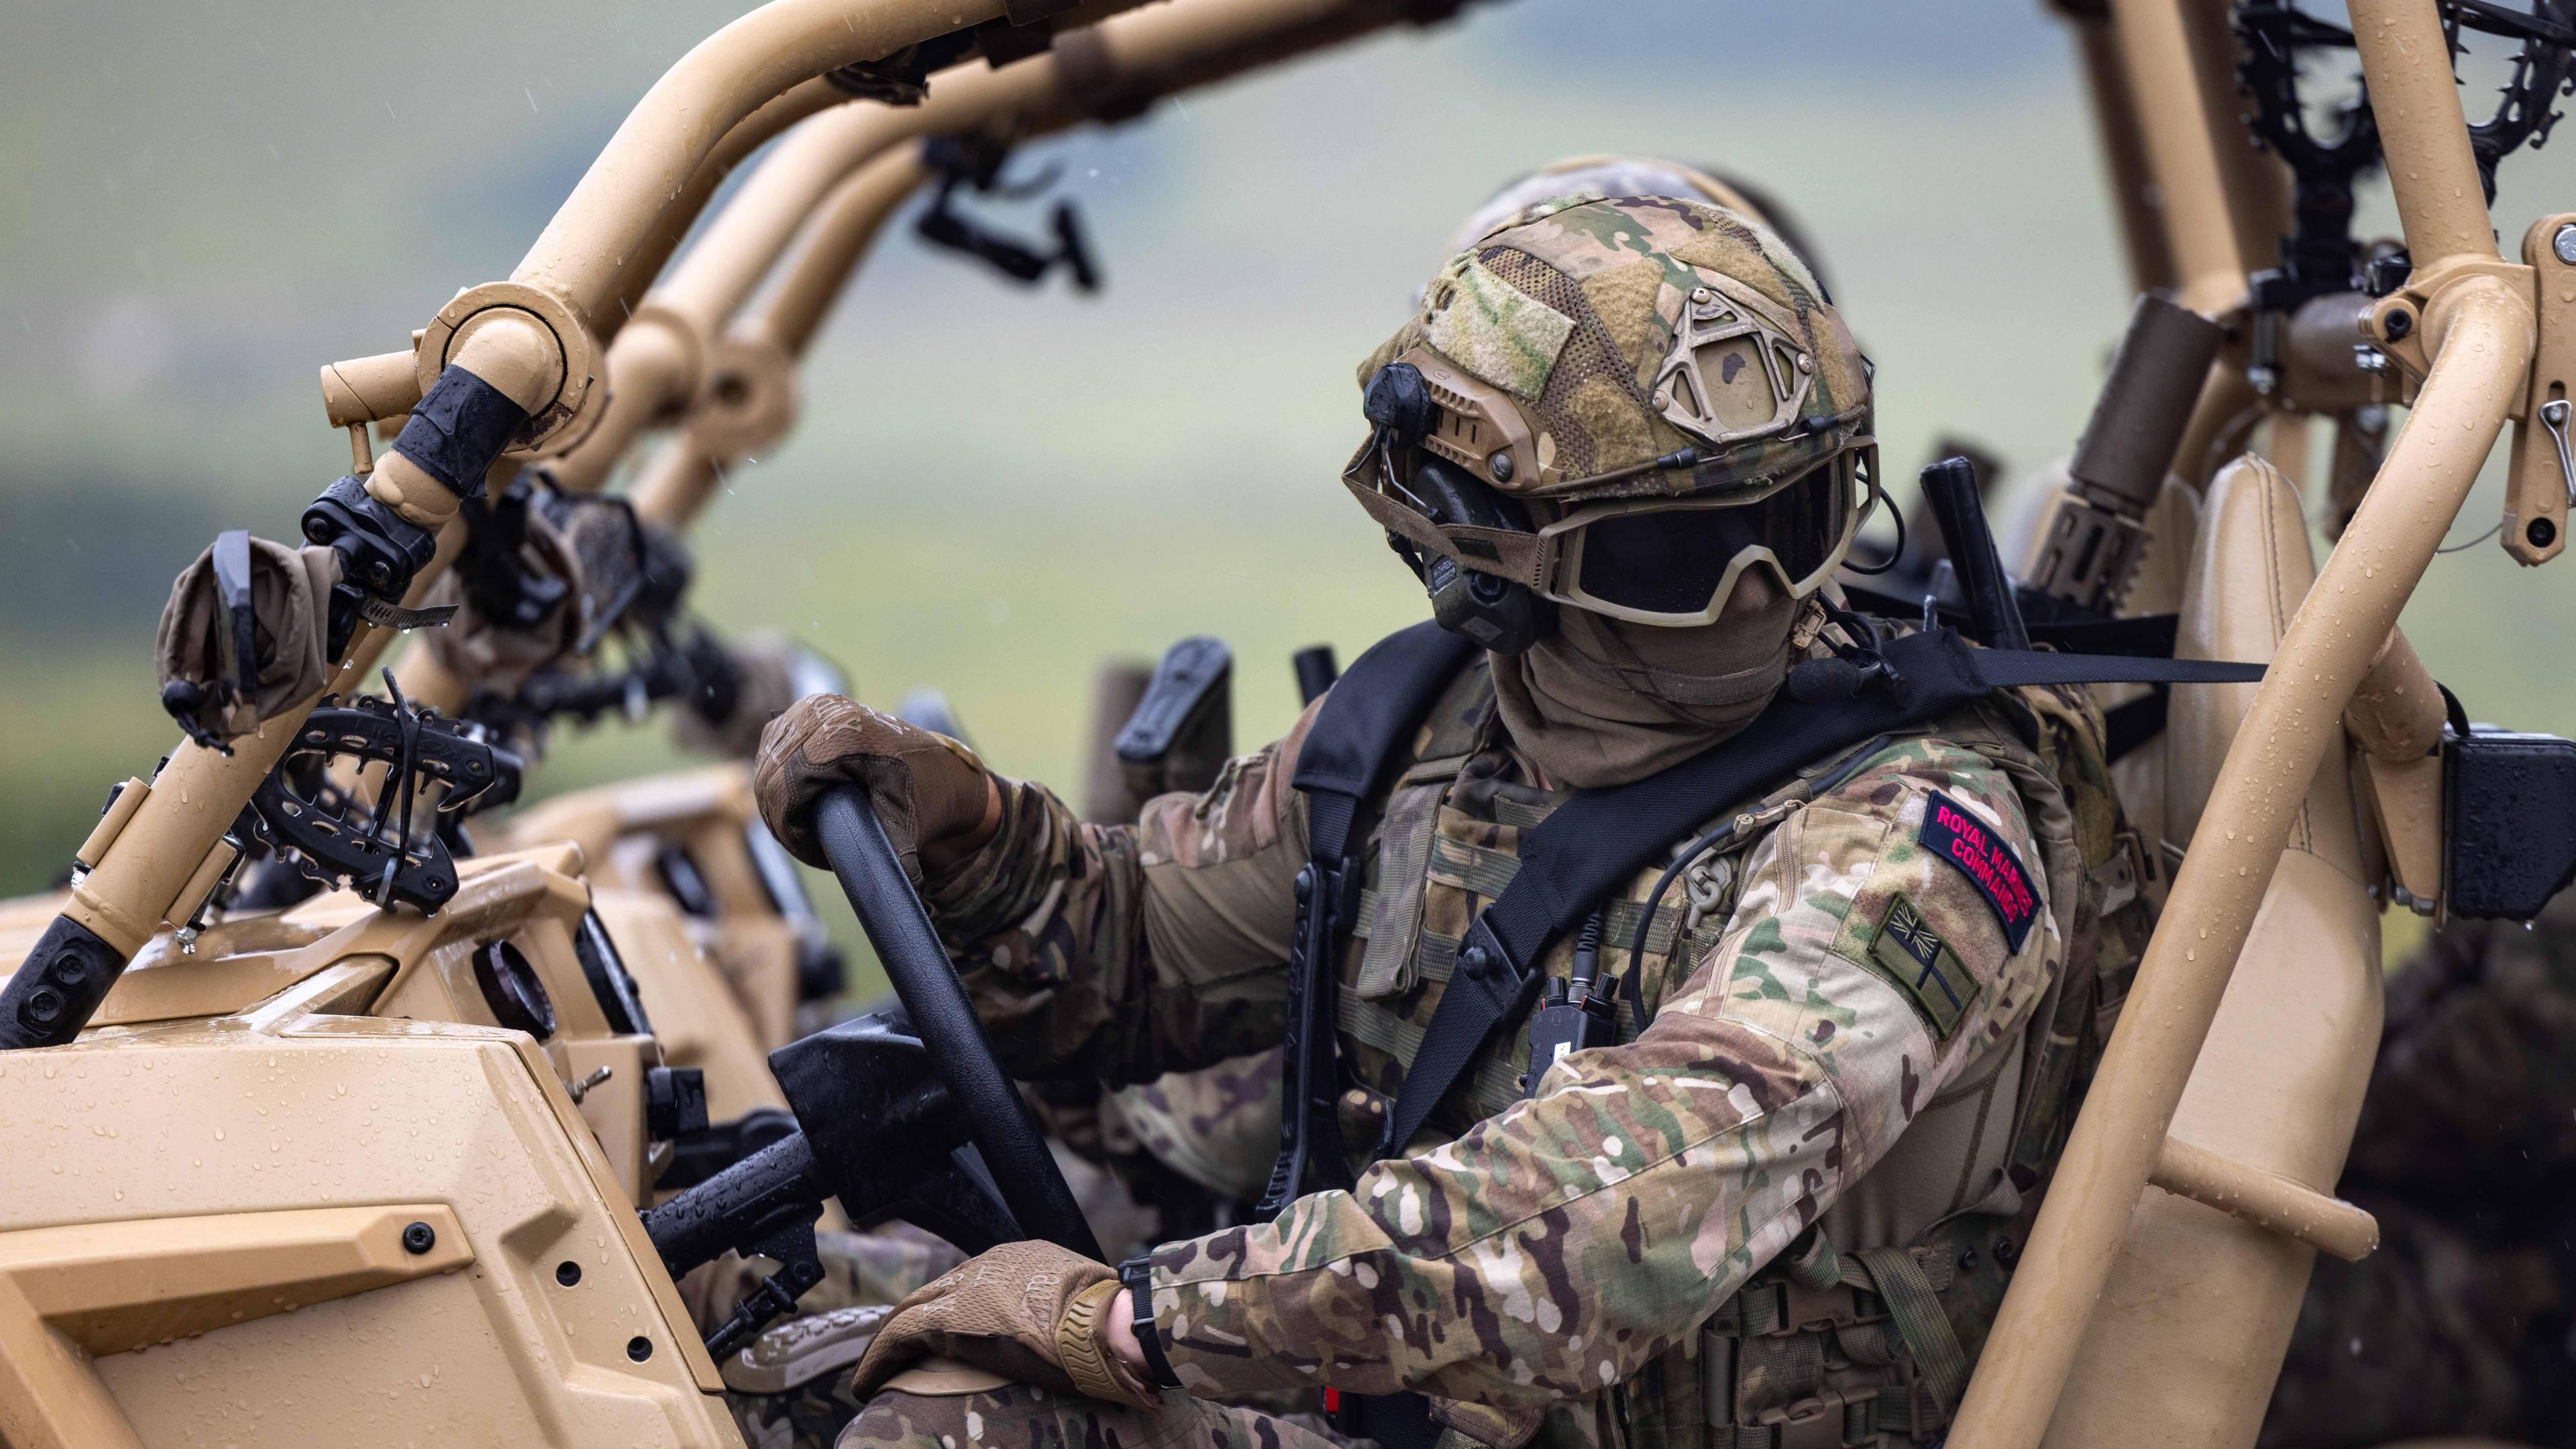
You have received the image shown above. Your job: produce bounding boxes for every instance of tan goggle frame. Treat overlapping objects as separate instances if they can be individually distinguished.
[1343,434,1880,627]
[1538,443,1877,626]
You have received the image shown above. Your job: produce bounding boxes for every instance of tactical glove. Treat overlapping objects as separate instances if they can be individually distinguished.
[754,693,994,877]
[155,531,341,745]
[847,1240,1159,1409]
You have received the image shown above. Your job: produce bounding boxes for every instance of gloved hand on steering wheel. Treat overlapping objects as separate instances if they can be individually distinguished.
[754,693,1000,880]
[848,1240,1163,1409]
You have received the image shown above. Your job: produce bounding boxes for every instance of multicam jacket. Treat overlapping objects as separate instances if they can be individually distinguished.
[924,655,2126,1449]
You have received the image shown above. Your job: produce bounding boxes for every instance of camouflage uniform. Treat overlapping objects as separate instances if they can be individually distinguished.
[841,648,2096,1449]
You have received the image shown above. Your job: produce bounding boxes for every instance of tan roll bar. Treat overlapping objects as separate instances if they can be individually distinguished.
[545,0,1435,496]
[35,0,1065,970]
[633,148,929,529]
[508,0,1019,334]
[392,0,1462,721]
[1951,1,2539,1440]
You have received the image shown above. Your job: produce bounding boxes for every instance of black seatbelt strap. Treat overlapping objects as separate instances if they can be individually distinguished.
[1257,620,1479,1220]
[1379,627,2263,1159]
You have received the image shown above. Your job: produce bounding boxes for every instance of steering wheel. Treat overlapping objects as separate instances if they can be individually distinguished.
[808,787,1104,1260]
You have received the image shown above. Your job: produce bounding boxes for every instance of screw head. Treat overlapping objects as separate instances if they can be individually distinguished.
[1459,947,1489,981]
[2555,222,2576,266]
[2384,308,2414,341]
[2530,518,2558,549]
[400,1221,437,1255]
[24,989,62,1026]
[1488,450,1515,483]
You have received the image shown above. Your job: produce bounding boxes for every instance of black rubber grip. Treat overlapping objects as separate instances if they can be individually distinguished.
[0,914,126,1050]
[810,788,1105,1261]
[390,364,531,500]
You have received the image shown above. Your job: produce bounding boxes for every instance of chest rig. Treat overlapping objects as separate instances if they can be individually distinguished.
[1258,616,2251,1449]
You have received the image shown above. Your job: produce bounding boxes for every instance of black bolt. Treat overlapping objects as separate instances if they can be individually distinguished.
[2385,309,2414,341]
[2532,518,2559,549]
[401,1221,437,1255]
[1993,1236,2019,1267]
[1957,1246,1978,1273]
[25,989,62,1026]
[627,1336,653,1362]
[50,953,89,989]
[555,1260,582,1287]
[1460,947,1488,981]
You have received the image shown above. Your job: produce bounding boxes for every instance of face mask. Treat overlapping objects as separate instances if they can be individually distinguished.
[1490,572,1801,790]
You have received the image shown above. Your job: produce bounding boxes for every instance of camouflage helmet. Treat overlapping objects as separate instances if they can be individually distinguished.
[1348,193,1876,627]
[1445,156,1814,278]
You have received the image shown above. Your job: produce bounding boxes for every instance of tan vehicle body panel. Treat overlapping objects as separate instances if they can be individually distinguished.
[0,964,736,1448]
[501,764,799,1116]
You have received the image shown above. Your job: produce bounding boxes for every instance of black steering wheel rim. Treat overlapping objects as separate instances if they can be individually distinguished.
[808,786,1104,1260]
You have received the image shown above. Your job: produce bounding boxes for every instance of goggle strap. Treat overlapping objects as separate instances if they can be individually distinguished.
[1341,471,1548,589]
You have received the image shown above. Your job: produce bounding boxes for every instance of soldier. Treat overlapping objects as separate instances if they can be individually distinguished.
[755,193,2140,1449]
[1099,154,1846,1226]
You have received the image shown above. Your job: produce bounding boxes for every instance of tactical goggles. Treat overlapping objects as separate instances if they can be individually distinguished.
[1348,435,1880,628]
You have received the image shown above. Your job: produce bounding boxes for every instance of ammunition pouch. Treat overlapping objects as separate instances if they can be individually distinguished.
[1705,1232,1968,1449]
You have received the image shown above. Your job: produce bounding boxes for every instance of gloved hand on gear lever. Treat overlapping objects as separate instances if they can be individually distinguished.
[847,1240,1162,1409]
[154,530,342,751]
[753,693,1000,880]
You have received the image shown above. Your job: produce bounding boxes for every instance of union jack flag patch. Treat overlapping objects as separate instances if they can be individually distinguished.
[1868,892,1972,1038]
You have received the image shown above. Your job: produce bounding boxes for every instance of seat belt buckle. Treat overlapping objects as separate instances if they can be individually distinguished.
[1756,1387,1866,1449]
[1456,916,1521,991]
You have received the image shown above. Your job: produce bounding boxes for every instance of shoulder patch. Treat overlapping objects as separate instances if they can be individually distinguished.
[1917,790,2039,953]
[1867,893,1971,1039]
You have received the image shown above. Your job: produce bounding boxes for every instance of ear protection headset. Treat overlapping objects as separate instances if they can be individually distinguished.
[1362,362,1555,654]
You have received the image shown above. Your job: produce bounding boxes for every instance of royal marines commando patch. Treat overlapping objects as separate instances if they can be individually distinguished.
[1918,789,2039,952]
[1867,892,1971,1038]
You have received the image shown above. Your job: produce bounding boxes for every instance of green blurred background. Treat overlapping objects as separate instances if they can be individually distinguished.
[6,0,2576,969]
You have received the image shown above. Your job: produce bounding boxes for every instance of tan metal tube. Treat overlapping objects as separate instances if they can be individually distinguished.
[631,439,725,531]
[48,0,1024,963]
[2149,1135,2381,1264]
[320,350,424,429]
[606,0,1445,517]
[535,308,701,493]
[2352,0,2495,267]
[2067,8,2178,297]
[508,0,1014,330]
[2107,0,2250,315]
[755,148,930,357]
[1950,276,2533,1446]
[2345,627,2445,761]
[632,148,927,527]
[597,76,850,343]
[2186,0,2293,283]
[549,12,1149,494]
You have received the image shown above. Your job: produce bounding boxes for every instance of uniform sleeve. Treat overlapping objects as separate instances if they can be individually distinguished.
[918,702,1324,1084]
[1144,740,2066,1415]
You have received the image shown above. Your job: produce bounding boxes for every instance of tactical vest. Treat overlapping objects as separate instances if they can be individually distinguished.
[1702,682,2157,1449]
[1264,620,2182,1449]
